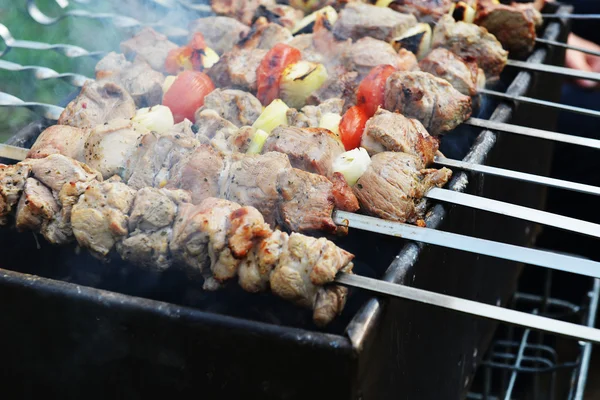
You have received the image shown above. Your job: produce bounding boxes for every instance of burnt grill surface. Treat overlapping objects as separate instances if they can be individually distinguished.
[0,2,573,399]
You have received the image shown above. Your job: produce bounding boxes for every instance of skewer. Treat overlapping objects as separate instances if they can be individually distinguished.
[435,157,600,196]
[334,272,600,344]
[464,118,600,149]
[0,23,105,59]
[333,211,600,278]
[536,38,600,58]
[541,14,600,20]
[0,92,63,121]
[0,60,91,87]
[479,88,600,119]
[426,188,600,238]
[506,59,600,82]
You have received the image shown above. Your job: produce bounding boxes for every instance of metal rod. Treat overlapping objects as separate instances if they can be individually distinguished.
[479,88,600,119]
[426,188,600,239]
[573,279,600,399]
[0,144,29,161]
[0,92,63,121]
[435,157,600,197]
[506,59,600,82]
[334,273,600,344]
[464,118,600,150]
[0,60,91,87]
[541,14,600,20]
[536,38,600,58]
[333,211,600,279]
[0,23,104,59]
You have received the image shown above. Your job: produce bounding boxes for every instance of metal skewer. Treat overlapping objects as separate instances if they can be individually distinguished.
[536,38,600,58]
[435,157,600,197]
[0,60,92,87]
[479,88,600,119]
[333,211,600,279]
[506,59,600,82]
[0,92,63,121]
[335,272,600,344]
[541,14,600,20]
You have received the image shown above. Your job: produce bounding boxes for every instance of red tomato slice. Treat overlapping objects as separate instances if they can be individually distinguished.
[256,43,302,105]
[339,106,369,151]
[356,64,397,118]
[164,33,207,74]
[162,71,215,123]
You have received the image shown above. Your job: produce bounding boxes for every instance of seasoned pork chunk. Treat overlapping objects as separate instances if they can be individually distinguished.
[71,179,136,258]
[15,177,59,232]
[210,0,275,26]
[235,17,292,50]
[307,70,359,111]
[117,188,191,271]
[208,48,267,91]
[188,16,250,55]
[28,125,90,162]
[238,230,286,293]
[361,109,439,167]
[432,15,508,78]
[342,37,418,78]
[120,27,178,72]
[95,52,130,80]
[287,34,326,64]
[384,71,472,135]
[198,89,263,127]
[353,152,452,223]
[475,0,538,56]
[256,4,304,30]
[0,163,31,224]
[390,0,454,22]
[26,154,101,194]
[265,126,344,177]
[58,81,136,129]
[287,98,344,128]
[419,48,485,96]
[333,2,417,42]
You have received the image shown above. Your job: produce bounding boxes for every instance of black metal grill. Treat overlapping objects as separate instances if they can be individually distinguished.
[0,1,595,399]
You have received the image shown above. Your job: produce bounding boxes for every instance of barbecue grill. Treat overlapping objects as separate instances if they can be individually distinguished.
[0,1,597,399]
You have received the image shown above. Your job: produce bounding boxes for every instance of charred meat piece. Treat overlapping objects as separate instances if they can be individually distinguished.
[287,34,326,64]
[95,52,165,107]
[418,48,484,96]
[265,126,345,178]
[120,27,178,72]
[15,177,59,233]
[254,4,304,30]
[475,0,538,56]
[353,152,452,223]
[208,47,267,92]
[384,71,472,135]
[307,70,359,112]
[28,125,90,162]
[287,98,344,128]
[277,168,338,234]
[235,17,292,50]
[342,37,418,79]
[188,16,250,55]
[58,81,136,129]
[198,88,263,127]
[333,2,417,42]
[361,109,439,167]
[390,0,454,23]
[432,15,508,78]
[211,0,276,26]
[194,110,251,154]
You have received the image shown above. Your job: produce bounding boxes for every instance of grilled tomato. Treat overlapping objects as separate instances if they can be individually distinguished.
[256,43,302,105]
[356,64,397,118]
[162,70,215,123]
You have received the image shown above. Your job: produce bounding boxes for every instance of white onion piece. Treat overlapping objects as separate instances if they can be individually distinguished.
[246,129,269,155]
[132,105,175,134]
[319,112,342,136]
[332,147,372,187]
[252,99,290,134]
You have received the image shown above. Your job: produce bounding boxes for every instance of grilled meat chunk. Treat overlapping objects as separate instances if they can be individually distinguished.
[238,230,286,292]
[15,177,59,233]
[432,15,508,78]
[353,152,452,223]
[287,98,344,128]
[236,17,292,50]
[390,0,454,23]
[418,48,485,96]
[188,16,250,55]
[307,70,359,111]
[28,125,90,162]
[198,89,263,127]
[265,126,344,177]
[277,168,338,234]
[0,163,31,224]
[58,81,136,129]
[287,34,326,64]
[166,144,225,205]
[95,52,165,107]
[475,0,538,56]
[361,109,439,167]
[384,71,472,135]
[330,172,360,213]
[117,188,191,271]
[120,27,178,72]
[333,2,417,42]
[342,37,418,78]
[72,179,136,258]
[211,0,275,26]
[26,154,101,194]
[208,48,267,91]
[255,4,304,30]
